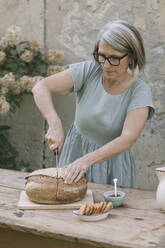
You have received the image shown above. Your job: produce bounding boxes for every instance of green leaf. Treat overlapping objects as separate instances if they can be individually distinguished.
[17,66,28,75]
[6,63,18,71]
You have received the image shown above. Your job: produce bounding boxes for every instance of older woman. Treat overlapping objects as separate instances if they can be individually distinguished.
[32,20,154,187]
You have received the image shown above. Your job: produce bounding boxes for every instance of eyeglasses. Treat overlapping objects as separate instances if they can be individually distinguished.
[94,52,129,66]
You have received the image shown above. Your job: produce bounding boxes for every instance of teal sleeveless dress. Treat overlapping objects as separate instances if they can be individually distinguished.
[59,61,154,187]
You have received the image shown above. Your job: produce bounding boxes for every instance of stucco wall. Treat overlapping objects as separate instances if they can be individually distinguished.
[0,0,165,190]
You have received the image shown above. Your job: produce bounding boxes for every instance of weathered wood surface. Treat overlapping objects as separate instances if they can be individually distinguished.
[0,168,165,248]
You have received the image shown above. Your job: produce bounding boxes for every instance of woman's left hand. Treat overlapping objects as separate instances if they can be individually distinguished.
[64,159,89,184]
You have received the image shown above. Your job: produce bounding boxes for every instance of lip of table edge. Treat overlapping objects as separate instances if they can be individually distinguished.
[0,217,160,248]
[0,219,148,248]
[0,226,142,248]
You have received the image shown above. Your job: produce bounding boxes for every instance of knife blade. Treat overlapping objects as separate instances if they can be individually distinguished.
[54,148,59,199]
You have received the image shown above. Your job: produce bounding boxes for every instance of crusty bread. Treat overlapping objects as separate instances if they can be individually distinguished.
[25,167,87,204]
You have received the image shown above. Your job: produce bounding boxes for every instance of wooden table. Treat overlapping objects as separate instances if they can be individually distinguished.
[0,168,164,248]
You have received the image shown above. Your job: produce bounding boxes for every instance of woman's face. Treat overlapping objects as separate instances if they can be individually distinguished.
[98,40,131,80]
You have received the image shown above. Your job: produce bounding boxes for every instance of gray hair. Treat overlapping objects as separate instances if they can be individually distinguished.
[93,20,146,72]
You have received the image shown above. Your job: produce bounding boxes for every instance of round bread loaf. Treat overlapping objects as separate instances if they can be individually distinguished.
[25,167,87,204]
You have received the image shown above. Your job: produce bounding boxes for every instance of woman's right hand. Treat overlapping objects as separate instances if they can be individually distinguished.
[45,120,64,152]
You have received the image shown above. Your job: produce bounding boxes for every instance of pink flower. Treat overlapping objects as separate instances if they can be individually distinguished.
[1,86,8,95]
[19,75,43,91]
[0,37,8,50]
[20,50,33,63]
[0,96,10,115]
[5,26,23,47]
[2,72,15,82]
[1,73,15,89]
[20,76,32,91]
[29,40,41,53]
[0,51,6,64]
[47,65,64,76]
[45,49,64,65]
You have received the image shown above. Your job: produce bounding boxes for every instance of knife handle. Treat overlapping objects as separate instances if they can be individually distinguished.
[54,148,58,156]
[54,148,59,169]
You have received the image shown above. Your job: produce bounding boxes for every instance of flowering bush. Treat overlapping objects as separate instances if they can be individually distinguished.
[0,26,64,170]
[0,25,64,114]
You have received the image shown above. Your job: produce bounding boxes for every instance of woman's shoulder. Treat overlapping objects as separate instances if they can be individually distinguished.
[69,60,101,77]
[127,78,154,119]
[130,78,152,93]
[70,60,99,68]
[68,60,101,93]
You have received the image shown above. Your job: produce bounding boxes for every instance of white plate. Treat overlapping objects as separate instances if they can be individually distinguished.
[73,209,112,222]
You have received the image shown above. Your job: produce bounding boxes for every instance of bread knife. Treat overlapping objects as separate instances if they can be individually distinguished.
[54,148,59,199]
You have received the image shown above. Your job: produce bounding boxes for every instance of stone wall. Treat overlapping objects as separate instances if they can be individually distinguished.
[0,0,165,190]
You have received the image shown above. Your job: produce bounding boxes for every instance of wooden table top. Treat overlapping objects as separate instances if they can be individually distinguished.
[0,168,164,248]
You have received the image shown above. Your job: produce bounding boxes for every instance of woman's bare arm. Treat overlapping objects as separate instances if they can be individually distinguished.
[32,69,73,126]
[32,69,74,151]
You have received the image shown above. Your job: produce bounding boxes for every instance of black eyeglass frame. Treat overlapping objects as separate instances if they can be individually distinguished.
[93,52,129,66]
